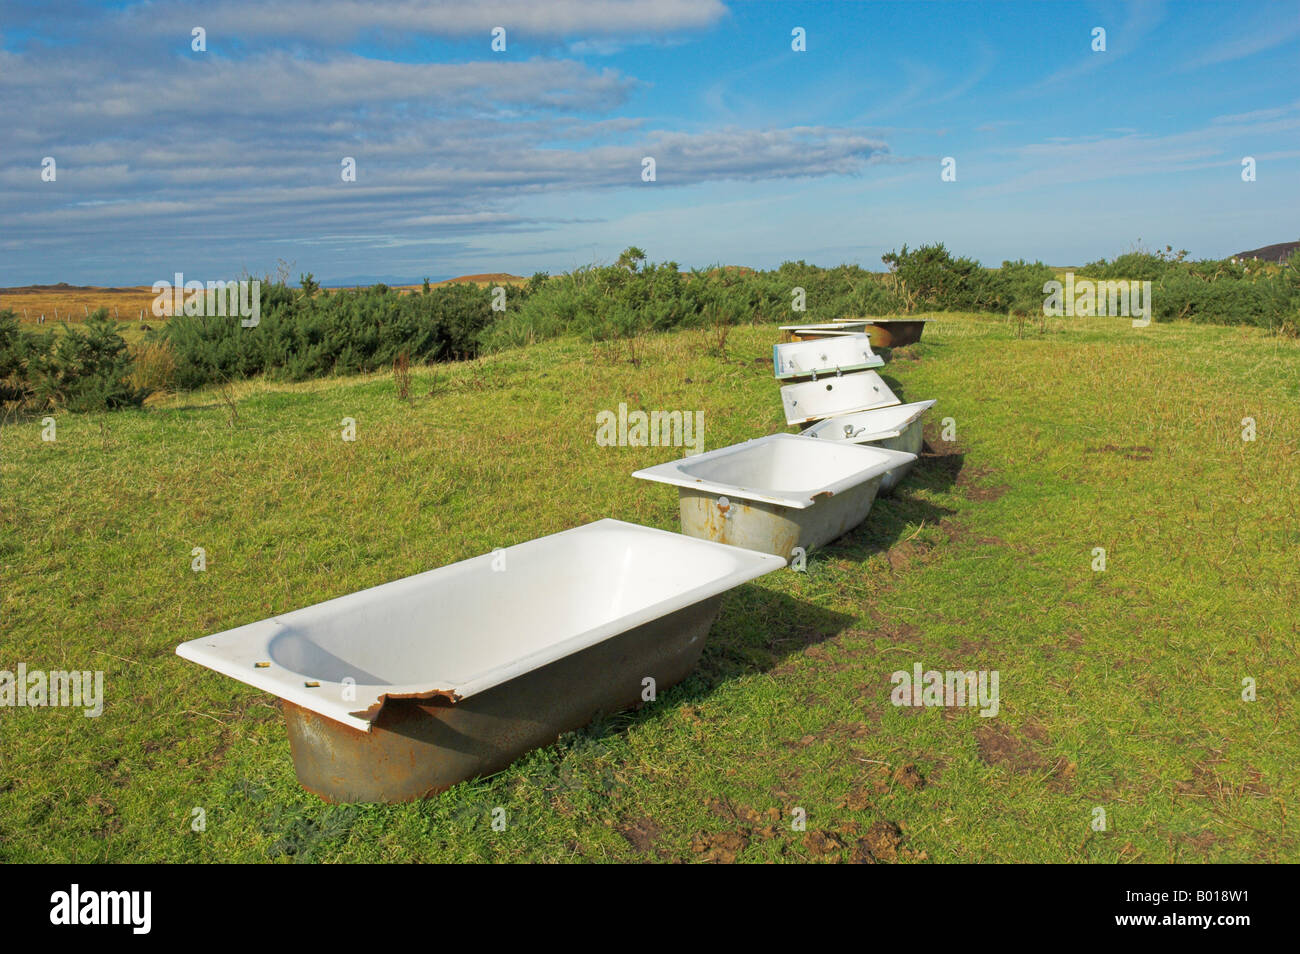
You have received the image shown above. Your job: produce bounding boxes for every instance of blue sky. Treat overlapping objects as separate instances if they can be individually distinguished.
[2,0,1298,285]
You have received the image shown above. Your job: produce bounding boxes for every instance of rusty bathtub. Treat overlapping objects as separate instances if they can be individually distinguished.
[632,433,916,561]
[175,519,784,802]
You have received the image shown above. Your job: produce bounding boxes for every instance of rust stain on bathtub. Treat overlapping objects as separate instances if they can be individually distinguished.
[279,596,728,803]
[350,686,462,722]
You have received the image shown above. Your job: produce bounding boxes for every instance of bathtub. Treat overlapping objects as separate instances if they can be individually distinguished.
[779,321,870,342]
[860,319,931,348]
[632,433,917,560]
[802,399,937,493]
[779,369,900,426]
[175,519,784,802]
[772,333,884,380]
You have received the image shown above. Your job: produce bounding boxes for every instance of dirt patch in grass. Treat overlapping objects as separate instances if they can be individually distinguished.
[1243,767,1273,797]
[918,431,965,476]
[937,518,1018,551]
[787,721,875,751]
[1086,443,1155,462]
[955,463,1009,501]
[868,616,921,641]
[1173,755,1271,803]
[706,798,781,827]
[1181,830,1222,854]
[894,762,927,791]
[693,801,785,862]
[975,722,1047,773]
[86,794,123,838]
[805,829,848,860]
[886,538,934,572]
[975,723,1076,791]
[798,820,917,863]
[953,634,994,656]
[618,817,661,853]
[1047,758,1077,793]
[857,820,907,862]
[690,829,750,863]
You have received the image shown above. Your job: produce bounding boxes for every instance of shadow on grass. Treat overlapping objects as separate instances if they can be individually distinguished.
[824,431,966,564]
[554,586,857,751]
[563,427,972,754]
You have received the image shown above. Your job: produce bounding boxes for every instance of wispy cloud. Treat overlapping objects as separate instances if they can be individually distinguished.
[1176,6,1300,70]
[6,0,729,46]
[1022,0,1166,93]
[968,112,1300,198]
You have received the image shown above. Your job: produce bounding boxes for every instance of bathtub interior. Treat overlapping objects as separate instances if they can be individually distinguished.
[176,519,784,729]
[633,434,918,510]
[271,526,748,686]
[803,400,937,442]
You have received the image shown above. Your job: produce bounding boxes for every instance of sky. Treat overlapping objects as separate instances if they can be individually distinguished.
[2,0,1298,286]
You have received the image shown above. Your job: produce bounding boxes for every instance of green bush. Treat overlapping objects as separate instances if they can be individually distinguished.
[1079,247,1300,329]
[164,279,512,387]
[880,243,999,312]
[988,260,1059,316]
[26,311,146,412]
[0,310,33,405]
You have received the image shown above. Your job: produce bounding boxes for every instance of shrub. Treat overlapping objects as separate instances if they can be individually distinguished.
[0,310,32,405]
[989,260,1059,316]
[880,243,999,311]
[27,311,146,412]
[164,279,511,387]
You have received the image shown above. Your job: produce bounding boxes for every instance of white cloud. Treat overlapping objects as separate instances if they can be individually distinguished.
[113,0,729,43]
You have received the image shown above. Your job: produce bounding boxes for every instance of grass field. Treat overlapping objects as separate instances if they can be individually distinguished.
[0,274,526,329]
[2,314,1297,862]
[0,285,162,326]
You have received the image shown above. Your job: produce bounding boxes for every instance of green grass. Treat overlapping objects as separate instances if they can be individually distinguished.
[2,314,1297,862]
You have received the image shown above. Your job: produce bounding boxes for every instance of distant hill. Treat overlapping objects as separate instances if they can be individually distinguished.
[1233,241,1299,262]
[1,273,530,324]
[363,273,526,292]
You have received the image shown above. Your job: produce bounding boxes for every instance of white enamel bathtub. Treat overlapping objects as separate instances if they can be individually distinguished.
[176,519,784,801]
[778,321,871,341]
[802,399,936,493]
[632,433,916,560]
[779,369,901,426]
[772,333,883,380]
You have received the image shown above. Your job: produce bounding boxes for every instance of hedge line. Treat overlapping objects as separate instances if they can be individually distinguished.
[2,245,1296,413]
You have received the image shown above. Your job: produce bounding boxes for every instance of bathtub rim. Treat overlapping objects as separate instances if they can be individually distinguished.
[175,518,785,732]
[631,432,918,511]
[778,321,871,333]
